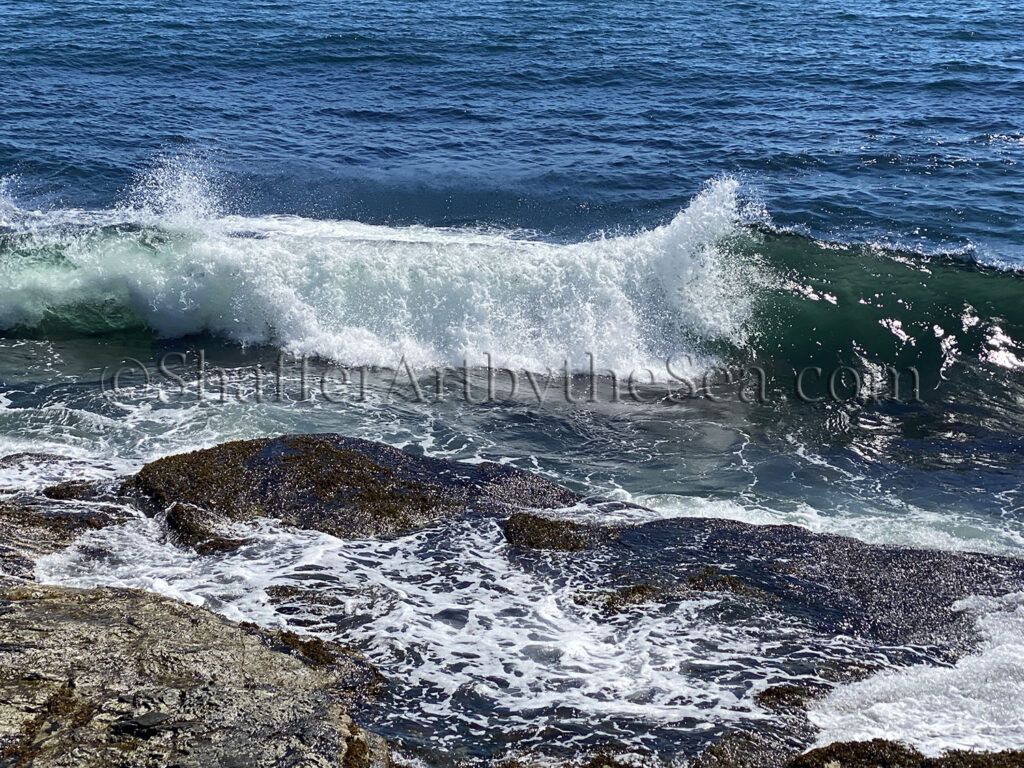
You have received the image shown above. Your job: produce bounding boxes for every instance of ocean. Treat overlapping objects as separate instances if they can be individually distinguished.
[2,0,1024,764]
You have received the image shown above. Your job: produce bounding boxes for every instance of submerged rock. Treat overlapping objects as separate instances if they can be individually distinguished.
[0,453,72,469]
[573,582,666,614]
[511,514,1024,654]
[123,434,580,549]
[0,584,389,768]
[573,568,771,617]
[162,502,250,555]
[753,684,826,713]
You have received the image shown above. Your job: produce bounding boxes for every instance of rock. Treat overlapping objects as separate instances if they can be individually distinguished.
[492,749,641,768]
[753,684,826,712]
[573,569,769,617]
[0,453,71,469]
[527,515,1024,654]
[503,511,611,551]
[788,740,923,768]
[122,434,581,550]
[574,583,665,614]
[0,499,125,584]
[0,584,390,768]
[162,502,249,555]
[786,740,1024,768]
[41,481,101,502]
[686,566,771,600]
[692,731,798,768]
[506,513,1024,767]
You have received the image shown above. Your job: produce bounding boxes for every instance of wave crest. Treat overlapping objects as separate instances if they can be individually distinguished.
[0,177,754,375]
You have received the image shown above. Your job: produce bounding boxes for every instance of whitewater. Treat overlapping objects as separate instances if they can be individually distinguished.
[0,173,755,378]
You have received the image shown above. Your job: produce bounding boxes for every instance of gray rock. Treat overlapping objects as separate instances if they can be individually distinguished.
[0,584,390,768]
[0,500,125,585]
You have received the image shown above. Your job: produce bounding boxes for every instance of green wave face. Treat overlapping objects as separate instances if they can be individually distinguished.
[0,226,171,338]
[1,198,1021,403]
[747,231,1024,391]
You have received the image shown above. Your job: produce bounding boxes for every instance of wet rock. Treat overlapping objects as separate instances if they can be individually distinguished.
[41,480,101,502]
[686,566,771,600]
[0,453,71,469]
[693,735,1024,768]
[508,513,1024,766]
[787,740,1024,768]
[0,584,390,768]
[788,740,923,768]
[266,583,347,608]
[555,516,1024,654]
[122,434,581,549]
[163,502,249,554]
[574,583,666,613]
[693,731,798,768]
[492,748,642,768]
[753,684,826,712]
[574,569,769,617]
[578,755,638,768]
[0,499,125,584]
[504,511,611,551]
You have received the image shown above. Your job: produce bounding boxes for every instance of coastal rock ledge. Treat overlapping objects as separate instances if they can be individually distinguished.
[120,433,581,548]
[0,584,389,768]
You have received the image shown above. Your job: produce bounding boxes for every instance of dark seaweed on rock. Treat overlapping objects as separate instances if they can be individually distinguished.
[122,434,581,547]
[0,499,125,584]
[40,479,101,502]
[693,735,1024,768]
[788,740,1024,768]
[546,516,1024,654]
[504,511,611,551]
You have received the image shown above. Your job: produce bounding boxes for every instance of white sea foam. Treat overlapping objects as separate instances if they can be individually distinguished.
[0,170,755,377]
[628,493,1024,557]
[36,512,825,752]
[808,591,1024,756]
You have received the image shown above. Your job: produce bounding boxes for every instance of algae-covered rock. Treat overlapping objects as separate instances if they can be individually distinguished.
[122,434,580,550]
[542,515,1024,653]
[504,511,611,551]
[692,736,1024,768]
[787,739,1024,768]
[788,740,924,768]
[686,566,771,600]
[693,731,797,768]
[0,583,389,768]
[0,499,124,583]
[574,583,665,614]
[163,502,249,554]
[753,684,825,712]
[40,481,101,502]
[573,569,769,617]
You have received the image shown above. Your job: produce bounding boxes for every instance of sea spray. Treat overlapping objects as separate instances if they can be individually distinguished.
[0,175,755,376]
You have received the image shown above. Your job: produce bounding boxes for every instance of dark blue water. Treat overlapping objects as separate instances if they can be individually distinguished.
[4,0,1024,261]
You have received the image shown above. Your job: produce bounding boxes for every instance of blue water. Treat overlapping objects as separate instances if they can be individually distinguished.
[3,0,1024,261]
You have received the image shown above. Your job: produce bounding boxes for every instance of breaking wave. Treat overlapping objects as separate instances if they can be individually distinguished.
[0,170,755,377]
